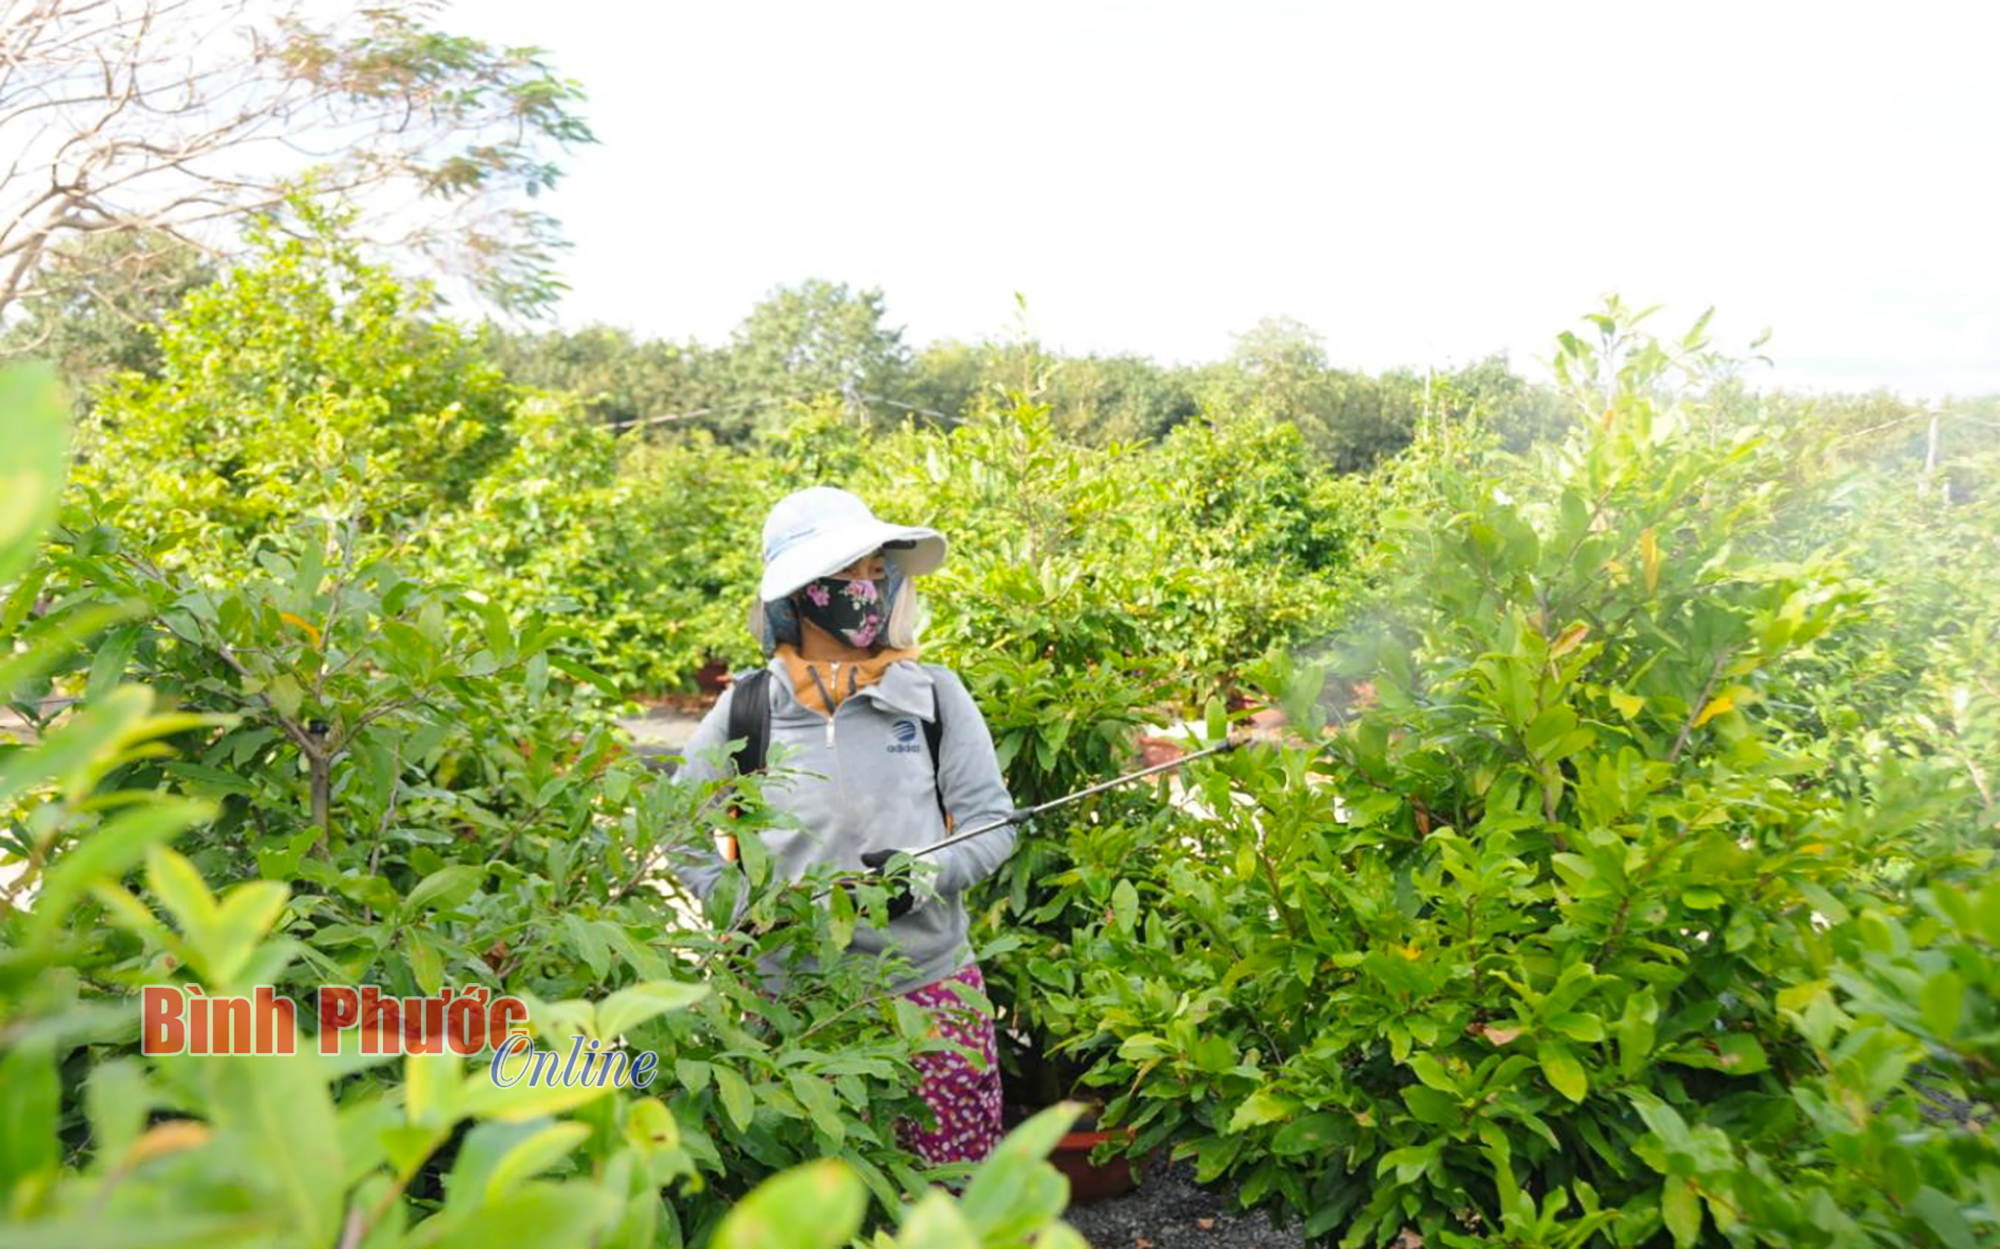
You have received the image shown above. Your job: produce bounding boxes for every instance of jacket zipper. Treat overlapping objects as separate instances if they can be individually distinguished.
[804,662,847,806]
[828,664,844,805]
[811,661,861,745]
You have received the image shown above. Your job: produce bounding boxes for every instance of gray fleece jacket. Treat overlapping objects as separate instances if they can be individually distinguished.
[670,657,1017,994]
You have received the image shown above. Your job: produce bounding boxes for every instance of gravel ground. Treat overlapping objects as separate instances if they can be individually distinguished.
[1063,1157,1305,1249]
[617,707,703,766]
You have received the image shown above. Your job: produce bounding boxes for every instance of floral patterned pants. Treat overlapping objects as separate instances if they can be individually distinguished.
[898,962,1004,1167]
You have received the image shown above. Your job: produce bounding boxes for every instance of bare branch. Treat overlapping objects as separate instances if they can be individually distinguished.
[0,0,593,316]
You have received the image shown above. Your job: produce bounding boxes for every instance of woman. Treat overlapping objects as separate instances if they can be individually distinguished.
[672,485,1017,1168]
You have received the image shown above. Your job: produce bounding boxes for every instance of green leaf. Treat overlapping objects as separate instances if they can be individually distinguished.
[83,1059,151,1169]
[897,1189,984,1248]
[1919,970,1964,1038]
[0,600,148,706]
[1111,878,1138,935]
[1376,1140,1442,1184]
[265,673,303,719]
[1616,991,1658,1078]
[1794,879,1851,925]
[548,654,622,699]
[1401,1084,1461,1125]
[204,880,289,987]
[1409,1053,1457,1093]
[146,845,221,937]
[1713,1033,1768,1075]
[1539,1042,1588,1102]
[407,930,444,997]
[84,624,142,703]
[0,684,153,810]
[435,1182,623,1249]
[1627,1090,1693,1156]
[418,598,447,647]
[1660,1176,1701,1248]
[1189,1034,1235,1075]
[0,1036,59,1193]
[1910,1186,1977,1249]
[713,1065,755,1133]
[559,913,610,978]
[710,1158,865,1249]
[955,1101,1081,1241]
[978,1101,1079,1170]
[626,1097,680,1154]
[1548,1013,1607,1043]
[199,1051,343,1247]
[444,1120,552,1214]
[826,876,856,949]
[382,1123,444,1176]
[159,762,259,798]
[1205,695,1227,743]
[0,362,68,586]
[1227,1086,1296,1132]
[787,1072,846,1146]
[0,563,46,642]
[1525,705,1579,758]
[597,979,707,1041]
[28,798,213,946]
[482,1122,591,1204]
[404,1051,463,1127]
[404,865,483,915]
[1271,1112,1343,1155]
[0,1212,272,1248]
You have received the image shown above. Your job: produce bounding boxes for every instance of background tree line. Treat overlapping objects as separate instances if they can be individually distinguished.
[15,224,1999,494]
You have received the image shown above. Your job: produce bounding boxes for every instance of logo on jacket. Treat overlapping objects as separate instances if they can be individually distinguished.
[888,719,923,753]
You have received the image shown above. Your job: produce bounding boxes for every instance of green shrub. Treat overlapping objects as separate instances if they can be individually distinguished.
[75,207,518,565]
[1045,306,1991,1247]
[24,507,975,1233]
[758,391,1377,1112]
[4,361,1092,1246]
[1646,877,2000,1247]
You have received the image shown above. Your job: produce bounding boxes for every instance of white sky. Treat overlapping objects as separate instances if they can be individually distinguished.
[451,0,2000,396]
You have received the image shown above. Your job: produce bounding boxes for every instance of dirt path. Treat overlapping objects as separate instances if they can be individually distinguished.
[1064,1158,1305,1249]
[616,706,705,769]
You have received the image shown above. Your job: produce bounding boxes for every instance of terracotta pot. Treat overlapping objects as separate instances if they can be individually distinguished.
[692,658,732,695]
[1050,1128,1137,1204]
[1136,735,1190,767]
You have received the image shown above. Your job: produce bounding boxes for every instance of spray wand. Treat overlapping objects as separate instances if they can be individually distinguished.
[699,736,1246,950]
[856,734,1243,882]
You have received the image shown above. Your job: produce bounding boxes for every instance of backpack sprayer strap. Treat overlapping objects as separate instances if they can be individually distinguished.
[718,665,951,861]
[719,668,774,862]
[922,711,950,829]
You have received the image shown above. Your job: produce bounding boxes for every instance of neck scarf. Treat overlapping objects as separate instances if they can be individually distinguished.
[774,641,920,716]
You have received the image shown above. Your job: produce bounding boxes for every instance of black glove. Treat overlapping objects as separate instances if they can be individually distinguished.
[849,848,918,920]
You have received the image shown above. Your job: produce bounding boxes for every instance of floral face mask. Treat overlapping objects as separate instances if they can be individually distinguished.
[795,573,890,649]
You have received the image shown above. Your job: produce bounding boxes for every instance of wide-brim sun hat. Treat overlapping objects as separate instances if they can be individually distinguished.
[758,486,946,602]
